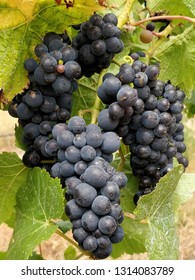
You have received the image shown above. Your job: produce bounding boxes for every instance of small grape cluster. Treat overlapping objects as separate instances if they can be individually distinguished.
[97,52,188,203]
[65,163,125,259]
[72,13,124,77]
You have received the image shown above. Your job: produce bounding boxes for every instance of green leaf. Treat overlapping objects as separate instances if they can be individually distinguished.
[0,152,29,224]
[146,0,195,17]
[112,217,147,259]
[64,246,77,260]
[134,165,184,259]
[173,173,195,210]
[15,124,26,151]
[0,252,7,260]
[6,167,64,260]
[0,0,102,104]
[5,210,16,228]
[53,220,72,234]
[111,160,147,259]
[154,25,195,97]
[28,252,44,260]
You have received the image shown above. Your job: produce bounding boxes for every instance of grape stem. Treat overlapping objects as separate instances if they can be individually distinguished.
[146,24,173,59]
[90,69,107,124]
[39,244,43,258]
[117,147,126,171]
[55,228,91,258]
[130,15,195,26]
[112,58,121,67]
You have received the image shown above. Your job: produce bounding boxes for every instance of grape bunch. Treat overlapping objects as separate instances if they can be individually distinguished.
[72,12,124,77]
[97,52,188,203]
[44,116,127,259]
[8,31,81,167]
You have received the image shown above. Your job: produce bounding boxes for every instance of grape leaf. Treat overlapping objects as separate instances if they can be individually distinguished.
[28,252,44,260]
[154,25,195,97]
[64,246,77,260]
[112,165,147,258]
[112,217,147,259]
[53,220,72,233]
[6,167,64,260]
[146,0,195,17]
[134,165,183,259]
[173,173,195,210]
[15,124,26,151]
[0,152,29,224]
[0,0,102,104]
[0,252,7,260]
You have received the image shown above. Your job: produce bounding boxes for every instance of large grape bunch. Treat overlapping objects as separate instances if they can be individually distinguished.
[44,116,128,259]
[97,52,188,203]
[8,30,81,168]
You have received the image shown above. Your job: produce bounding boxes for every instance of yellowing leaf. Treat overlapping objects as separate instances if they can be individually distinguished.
[0,0,102,104]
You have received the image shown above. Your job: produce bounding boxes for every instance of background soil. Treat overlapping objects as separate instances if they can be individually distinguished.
[0,110,195,260]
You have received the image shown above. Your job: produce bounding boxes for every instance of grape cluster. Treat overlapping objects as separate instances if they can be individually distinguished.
[97,52,188,203]
[8,31,81,167]
[72,13,124,77]
[46,116,127,259]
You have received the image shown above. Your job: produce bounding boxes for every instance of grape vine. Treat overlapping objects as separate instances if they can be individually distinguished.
[0,0,195,261]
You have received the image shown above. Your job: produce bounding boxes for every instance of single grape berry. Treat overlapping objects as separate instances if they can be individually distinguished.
[146,22,155,32]
[140,29,153,44]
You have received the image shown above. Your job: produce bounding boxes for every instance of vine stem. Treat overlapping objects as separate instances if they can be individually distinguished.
[117,147,126,171]
[130,15,195,26]
[55,229,91,258]
[146,24,173,59]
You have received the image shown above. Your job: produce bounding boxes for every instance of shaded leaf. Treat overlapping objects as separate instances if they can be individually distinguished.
[0,152,29,224]
[72,74,102,124]
[53,220,72,234]
[15,124,26,151]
